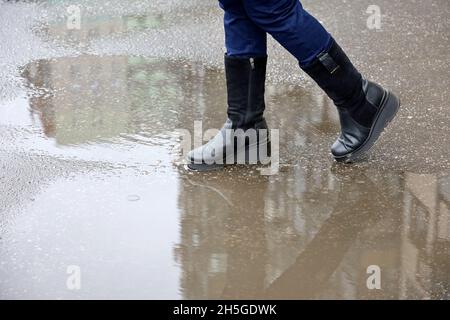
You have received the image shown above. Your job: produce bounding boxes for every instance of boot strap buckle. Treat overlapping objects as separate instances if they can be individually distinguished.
[317,52,340,74]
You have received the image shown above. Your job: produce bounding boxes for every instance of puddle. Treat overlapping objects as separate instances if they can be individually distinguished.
[0,53,448,299]
[178,168,450,299]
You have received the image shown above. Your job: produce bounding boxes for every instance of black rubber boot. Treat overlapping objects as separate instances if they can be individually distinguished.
[187,55,270,171]
[301,38,400,162]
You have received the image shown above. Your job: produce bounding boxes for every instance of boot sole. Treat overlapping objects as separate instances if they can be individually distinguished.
[187,140,271,172]
[334,90,400,163]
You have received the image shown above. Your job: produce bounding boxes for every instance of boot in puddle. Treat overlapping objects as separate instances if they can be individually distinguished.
[187,55,271,171]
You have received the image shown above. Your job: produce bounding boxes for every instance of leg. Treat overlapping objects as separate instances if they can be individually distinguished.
[244,0,400,161]
[219,0,267,57]
[187,1,270,170]
[243,0,331,66]
[219,0,268,129]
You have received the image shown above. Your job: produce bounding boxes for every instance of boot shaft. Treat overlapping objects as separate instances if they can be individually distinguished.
[225,55,267,130]
[301,39,378,128]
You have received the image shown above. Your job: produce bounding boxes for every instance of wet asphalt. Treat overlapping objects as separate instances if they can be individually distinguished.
[0,0,449,299]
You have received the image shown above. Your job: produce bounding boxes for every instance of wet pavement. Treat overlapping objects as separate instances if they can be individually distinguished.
[0,0,449,299]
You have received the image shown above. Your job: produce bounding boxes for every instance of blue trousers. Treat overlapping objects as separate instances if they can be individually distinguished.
[219,0,331,66]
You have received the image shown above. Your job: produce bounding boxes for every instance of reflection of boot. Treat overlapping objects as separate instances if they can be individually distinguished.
[187,55,270,171]
[218,174,268,300]
[264,169,392,299]
[177,170,269,299]
[301,39,400,162]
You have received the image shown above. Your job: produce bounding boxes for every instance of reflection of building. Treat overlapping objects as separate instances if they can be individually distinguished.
[23,55,207,146]
[22,10,168,145]
[24,15,226,147]
[176,161,450,299]
[399,174,450,299]
[174,177,233,299]
[25,55,130,145]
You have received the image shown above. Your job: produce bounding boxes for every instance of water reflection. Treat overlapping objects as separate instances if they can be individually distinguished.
[23,55,336,152]
[22,55,450,299]
[177,168,450,300]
